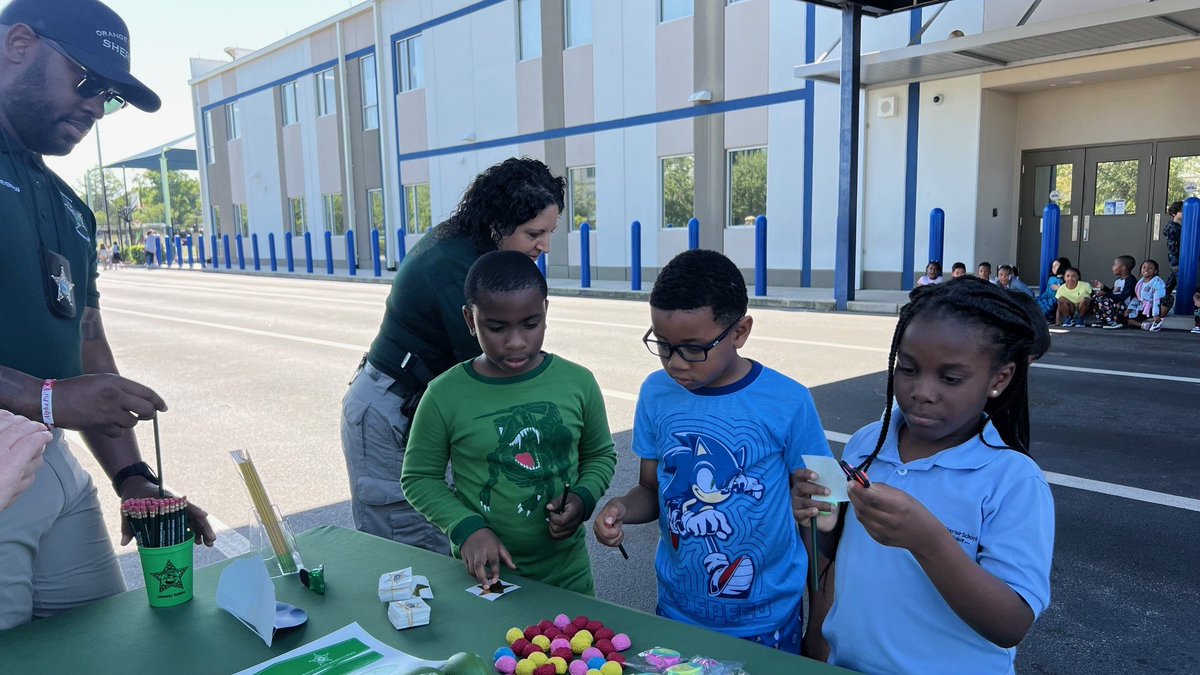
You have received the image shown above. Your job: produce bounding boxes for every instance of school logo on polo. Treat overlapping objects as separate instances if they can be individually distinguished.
[60,192,90,241]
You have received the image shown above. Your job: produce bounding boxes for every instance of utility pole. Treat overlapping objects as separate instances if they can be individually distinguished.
[94,123,114,246]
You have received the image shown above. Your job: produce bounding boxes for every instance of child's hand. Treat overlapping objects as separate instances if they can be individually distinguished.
[790,468,839,531]
[847,481,941,553]
[592,499,626,548]
[546,491,584,540]
[460,528,516,588]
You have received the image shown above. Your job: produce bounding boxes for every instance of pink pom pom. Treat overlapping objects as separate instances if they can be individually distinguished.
[585,621,603,634]
[554,614,571,629]
[550,638,571,652]
[611,634,631,652]
[568,660,589,675]
[595,639,614,656]
[594,627,614,641]
[581,647,603,662]
[495,656,517,674]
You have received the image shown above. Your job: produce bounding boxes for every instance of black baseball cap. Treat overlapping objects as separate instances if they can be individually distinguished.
[0,0,160,112]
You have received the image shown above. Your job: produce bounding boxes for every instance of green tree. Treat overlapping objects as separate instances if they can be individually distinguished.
[73,168,131,245]
[730,148,767,226]
[1167,155,1200,206]
[134,170,202,230]
[1092,160,1138,214]
[662,156,694,228]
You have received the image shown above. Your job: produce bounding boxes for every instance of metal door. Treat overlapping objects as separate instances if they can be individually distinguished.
[1149,138,1200,276]
[1018,149,1081,287]
[1077,143,1153,281]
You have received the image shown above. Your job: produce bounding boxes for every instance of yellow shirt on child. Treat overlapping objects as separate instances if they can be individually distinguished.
[1056,282,1091,303]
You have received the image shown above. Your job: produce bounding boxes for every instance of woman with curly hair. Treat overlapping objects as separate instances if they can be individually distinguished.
[341,157,565,553]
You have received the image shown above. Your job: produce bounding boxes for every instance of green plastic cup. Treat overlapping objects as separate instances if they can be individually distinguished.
[138,534,195,607]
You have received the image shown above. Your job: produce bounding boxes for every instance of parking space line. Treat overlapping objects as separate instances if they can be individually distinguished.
[1041,471,1200,512]
[103,307,365,352]
[1031,363,1200,385]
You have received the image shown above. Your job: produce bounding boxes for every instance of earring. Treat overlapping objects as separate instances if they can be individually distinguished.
[989,389,1000,398]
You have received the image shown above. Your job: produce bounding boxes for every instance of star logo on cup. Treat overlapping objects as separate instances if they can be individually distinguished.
[150,559,190,592]
[51,266,74,306]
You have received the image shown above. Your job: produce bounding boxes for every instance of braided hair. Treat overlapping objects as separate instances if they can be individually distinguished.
[858,276,1049,474]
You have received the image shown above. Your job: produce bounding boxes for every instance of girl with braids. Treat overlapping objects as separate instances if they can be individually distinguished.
[804,277,1055,674]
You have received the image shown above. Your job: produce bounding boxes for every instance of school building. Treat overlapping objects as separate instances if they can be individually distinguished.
[188,0,1200,290]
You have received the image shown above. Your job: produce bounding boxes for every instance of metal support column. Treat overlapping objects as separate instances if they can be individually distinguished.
[834,4,862,310]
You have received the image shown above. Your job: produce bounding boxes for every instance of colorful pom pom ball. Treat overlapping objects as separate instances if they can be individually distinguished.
[507,628,525,645]
[522,643,544,658]
[554,613,571,629]
[525,626,542,641]
[533,664,557,675]
[547,656,568,675]
[593,627,614,641]
[551,647,574,661]
[561,624,579,638]
[569,633,592,654]
[515,658,537,675]
[532,635,551,651]
[495,646,517,661]
[581,647,603,662]
[605,653,626,665]
[550,638,571,652]
[529,651,549,666]
[543,627,561,640]
[538,619,556,632]
[495,656,518,674]
[599,663,622,675]
[610,633,631,652]
[586,670,603,675]
[512,638,531,654]
[585,621,604,634]
[595,639,614,656]
[587,656,607,670]
[573,616,589,628]
[568,660,589,675]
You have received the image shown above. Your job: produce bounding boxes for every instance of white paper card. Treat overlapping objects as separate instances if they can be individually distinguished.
[216,556,277,646]
[801,455,850,504]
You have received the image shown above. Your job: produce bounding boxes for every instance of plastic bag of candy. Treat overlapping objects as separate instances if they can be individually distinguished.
[629,648,747,675]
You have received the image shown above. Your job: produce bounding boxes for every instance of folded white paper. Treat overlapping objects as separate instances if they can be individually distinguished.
[801,454,851,504]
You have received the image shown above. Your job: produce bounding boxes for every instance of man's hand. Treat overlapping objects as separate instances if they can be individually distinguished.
[117,478,217,547]
[460,528,515,587]
[546,491,584,540]
[53,374,167,438]
[592,499,627,548]
[0,411,51,510]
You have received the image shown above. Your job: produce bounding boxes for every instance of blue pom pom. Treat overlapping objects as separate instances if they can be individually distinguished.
[588,656,607,669]
[494,646,516,661]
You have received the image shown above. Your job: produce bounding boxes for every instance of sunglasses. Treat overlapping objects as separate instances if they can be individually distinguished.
[40,37,128,116]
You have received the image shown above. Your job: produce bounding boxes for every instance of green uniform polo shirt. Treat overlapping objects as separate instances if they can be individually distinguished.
[0,135,99,380]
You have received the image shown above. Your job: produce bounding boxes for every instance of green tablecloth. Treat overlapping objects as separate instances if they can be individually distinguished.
[0,526,849,674]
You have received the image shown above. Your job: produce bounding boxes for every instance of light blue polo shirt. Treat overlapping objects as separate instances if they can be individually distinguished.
[824,407,1054,675]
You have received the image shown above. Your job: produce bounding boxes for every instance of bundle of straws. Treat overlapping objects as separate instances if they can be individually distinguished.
[123,497,191,548]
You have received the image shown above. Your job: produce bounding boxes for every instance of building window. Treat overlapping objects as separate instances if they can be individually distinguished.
[281,81,299,126]
[568,166,596,230]
[564,0,592,49]
[518,0,542,60]
[404,183,431,234]
[368,188,386,259]
[360,54,379,130]
[316,69,336,117]
[209,204,220,236]
[232,203,249,237]
[396,35,424,93]
[225,101,240,140]
[324,193,346,235]
[660,0,693,22]
[203,111,215,164]
[661,155,694,228]
[289,197,306,235]
[728,147,767,227]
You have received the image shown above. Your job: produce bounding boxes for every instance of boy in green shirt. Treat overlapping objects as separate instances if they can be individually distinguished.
[401,251,616,595]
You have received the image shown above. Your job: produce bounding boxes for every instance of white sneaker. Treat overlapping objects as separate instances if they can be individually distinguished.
[1191,326,1200,334]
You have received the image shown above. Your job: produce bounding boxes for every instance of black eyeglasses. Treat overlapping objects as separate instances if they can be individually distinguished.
[642,315,744,363]
[40,37,127,116]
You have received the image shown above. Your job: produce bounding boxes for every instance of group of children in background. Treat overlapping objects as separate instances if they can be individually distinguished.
[400,247,1055,674]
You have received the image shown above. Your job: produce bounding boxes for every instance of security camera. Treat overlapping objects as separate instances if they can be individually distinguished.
[932,93,945,105]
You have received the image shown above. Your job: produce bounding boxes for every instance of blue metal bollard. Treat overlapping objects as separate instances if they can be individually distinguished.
[268,233,278,272]
[305,232,314,274]
[222,235,232,269]
[186,236,194,268]
[175,236,183,268]
[198,235,206,268]
[1038,203,1061,294]
[928,208,945,265]
[536,252,546,276]
[285,232,295,273]
[1175,196,1199,316]
[235,234,245,270]
[395,227,407,265]
[580,222,591,288]
[754,215,767,297]
[687,218,700,250]
[346,230,357,276]
[209,235,217,268]
[371,229,382,277]
[630,220,642,291]
[324,231,333,275]
[154,237,164,268]
[251,234,261,271]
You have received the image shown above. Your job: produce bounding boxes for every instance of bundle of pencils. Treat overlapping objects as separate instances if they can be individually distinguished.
[123,497,191,548]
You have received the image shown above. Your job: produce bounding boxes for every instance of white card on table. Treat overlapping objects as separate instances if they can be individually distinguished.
[801,454,850,504]
[465,579,520,601]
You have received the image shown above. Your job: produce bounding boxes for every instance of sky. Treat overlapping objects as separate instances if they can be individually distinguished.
[43,0,362,190]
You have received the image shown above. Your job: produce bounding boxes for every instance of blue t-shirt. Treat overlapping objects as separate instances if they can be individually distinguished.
[824,407,1055,675]
[632,362,832,637]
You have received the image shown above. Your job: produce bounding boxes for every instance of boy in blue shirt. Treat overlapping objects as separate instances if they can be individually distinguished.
[593,250,835,653]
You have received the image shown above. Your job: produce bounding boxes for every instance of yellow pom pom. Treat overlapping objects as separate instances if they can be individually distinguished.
[515,658,537,675]
[531,635,551,651]
[507,627,525,645]
[528,652,549,666]
[600,662,622,675]
[586,670,603,675]
[548,656,568,674]
[570,632,593,654]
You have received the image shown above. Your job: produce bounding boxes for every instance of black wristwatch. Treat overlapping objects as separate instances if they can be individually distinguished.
[112,461,161,494]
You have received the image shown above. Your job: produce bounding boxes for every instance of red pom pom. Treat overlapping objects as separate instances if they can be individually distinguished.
[561,624,579,638]
[534,665,556,675]
[595,639,614,656]
[551,647,574,661]
[543,627,561,640]
[606,653,626,665]
[538,620,556,633]
[521,643,543,658]
[511,638,531,654]
[585,621,603,634]
[573,616,589,628]
[594,627,615,641]
[524,626,541,641]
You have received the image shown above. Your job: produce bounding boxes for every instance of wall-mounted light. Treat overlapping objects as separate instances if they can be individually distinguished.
[688,90,712,104]
[461,132,476,143]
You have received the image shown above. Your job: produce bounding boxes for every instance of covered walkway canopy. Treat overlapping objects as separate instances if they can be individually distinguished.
[106,133,197,232]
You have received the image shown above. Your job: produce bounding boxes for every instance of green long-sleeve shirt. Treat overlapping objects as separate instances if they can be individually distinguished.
[400,354,616,595]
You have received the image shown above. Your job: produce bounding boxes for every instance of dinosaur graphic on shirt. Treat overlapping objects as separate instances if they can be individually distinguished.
[477,401,572,517]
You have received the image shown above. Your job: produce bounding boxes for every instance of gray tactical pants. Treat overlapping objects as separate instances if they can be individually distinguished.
[340,360,450,555]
